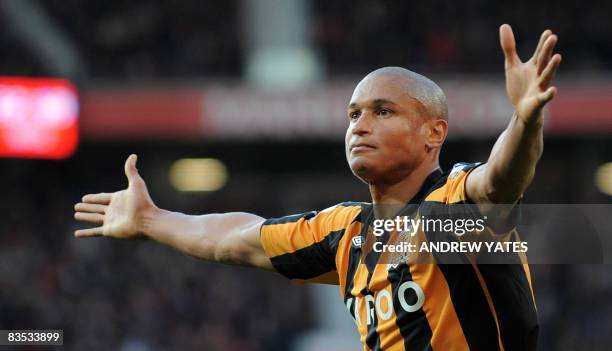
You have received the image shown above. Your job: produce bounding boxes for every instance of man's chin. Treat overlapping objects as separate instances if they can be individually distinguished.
[350,163,374,184]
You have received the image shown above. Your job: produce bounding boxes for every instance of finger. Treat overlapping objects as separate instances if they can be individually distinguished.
[75,227,104,238]
[74,212,104,224]
[538,54,562,89]
[499,24,521,67]
[74,202,106,214]
[539,86,557,104]
[532,29,552,62]
[82,192,112,205]
[537,34,557,74]
[124,154,139,185]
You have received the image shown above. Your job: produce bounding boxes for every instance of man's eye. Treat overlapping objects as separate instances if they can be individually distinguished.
[378,109,392,117]
[349,111,361,120]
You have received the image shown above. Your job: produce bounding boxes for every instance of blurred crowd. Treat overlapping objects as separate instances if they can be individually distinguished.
[3,0,612,78]
[0,155,313,351]
[314,0,612,74]
[0,141,612,350]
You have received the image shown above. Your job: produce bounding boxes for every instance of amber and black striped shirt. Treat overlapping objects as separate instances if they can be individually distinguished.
[260,163,538,351]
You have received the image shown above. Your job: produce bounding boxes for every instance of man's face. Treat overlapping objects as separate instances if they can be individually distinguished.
[345,75,429,184]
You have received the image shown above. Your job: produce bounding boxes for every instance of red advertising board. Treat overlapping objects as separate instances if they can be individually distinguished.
[0,77,79,159]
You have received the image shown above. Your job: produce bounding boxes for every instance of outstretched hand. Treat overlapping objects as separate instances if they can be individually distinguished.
[500,24,562,124]
[74,154,157,238]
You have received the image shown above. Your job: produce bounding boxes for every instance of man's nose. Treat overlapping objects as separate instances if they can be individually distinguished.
[352,112,373,136]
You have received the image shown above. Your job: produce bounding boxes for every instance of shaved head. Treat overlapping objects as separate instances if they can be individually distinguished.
[363,66,448,121]
[346,66,449,184]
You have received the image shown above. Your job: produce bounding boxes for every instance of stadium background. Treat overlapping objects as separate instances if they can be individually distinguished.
[1,0,612,350]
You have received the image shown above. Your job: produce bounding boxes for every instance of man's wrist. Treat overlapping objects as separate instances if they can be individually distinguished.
[137,205,166,239]
[515,111,544,129]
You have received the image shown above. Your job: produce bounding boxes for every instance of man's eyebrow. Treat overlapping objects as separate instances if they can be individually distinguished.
[348,99,397,109]
[372,99,397,106]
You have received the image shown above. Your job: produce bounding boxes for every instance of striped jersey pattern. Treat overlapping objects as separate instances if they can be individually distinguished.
[259,163,539,351]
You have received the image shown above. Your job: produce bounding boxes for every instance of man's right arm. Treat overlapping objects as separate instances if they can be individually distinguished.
[74,154,273,271]
[140,209,272,269]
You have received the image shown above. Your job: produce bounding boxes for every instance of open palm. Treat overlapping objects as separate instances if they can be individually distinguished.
[74,154,156,238]
[500,24,562,124]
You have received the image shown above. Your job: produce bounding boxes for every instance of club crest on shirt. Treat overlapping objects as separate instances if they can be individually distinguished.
[352,236,363,249]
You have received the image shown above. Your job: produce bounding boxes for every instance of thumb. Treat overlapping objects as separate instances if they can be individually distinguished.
[500,24,520,68]
[124,154,139,184]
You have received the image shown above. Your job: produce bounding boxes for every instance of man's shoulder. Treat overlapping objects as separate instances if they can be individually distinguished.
[318,201,368,223]
[324,201,368,211]
[447,162,483,180]
[423,162,484,204]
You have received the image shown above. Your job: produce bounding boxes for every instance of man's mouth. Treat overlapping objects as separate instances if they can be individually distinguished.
[351,143,376,153]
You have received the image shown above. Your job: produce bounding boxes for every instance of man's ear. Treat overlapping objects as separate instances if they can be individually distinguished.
[425,119,448,149]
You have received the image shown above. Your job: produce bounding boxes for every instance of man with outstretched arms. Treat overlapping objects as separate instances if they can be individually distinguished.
[75,25,561,350]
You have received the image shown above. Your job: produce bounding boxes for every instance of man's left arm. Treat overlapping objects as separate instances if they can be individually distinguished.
[467,24,562,205]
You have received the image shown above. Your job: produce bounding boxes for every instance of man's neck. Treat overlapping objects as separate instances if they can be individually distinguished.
[369,162,440,219]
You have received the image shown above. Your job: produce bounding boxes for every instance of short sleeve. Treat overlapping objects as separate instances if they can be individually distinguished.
[445,162,519,234]
[260,203,362,284]
[445,162,484,204]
